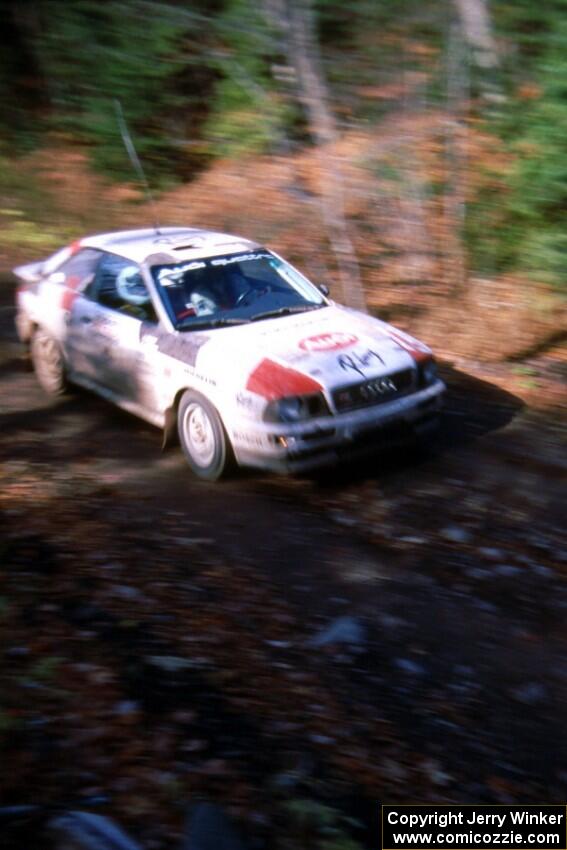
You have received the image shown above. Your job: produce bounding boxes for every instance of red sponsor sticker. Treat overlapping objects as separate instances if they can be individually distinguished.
[61,289,79,311]
[246,358,322,400]
[298,332,358,352]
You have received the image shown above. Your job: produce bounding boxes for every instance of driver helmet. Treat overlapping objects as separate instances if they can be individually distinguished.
[190,291,216,316]
[116,264,150,306]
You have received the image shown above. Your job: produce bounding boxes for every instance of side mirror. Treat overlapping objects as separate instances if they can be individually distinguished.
[317,283,330,297]
[48,271,66,285]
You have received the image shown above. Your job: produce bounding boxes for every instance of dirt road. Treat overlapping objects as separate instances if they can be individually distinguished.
[1,291,565,849]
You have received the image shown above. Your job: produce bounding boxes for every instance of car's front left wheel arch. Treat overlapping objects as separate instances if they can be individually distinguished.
[176,390,234,481]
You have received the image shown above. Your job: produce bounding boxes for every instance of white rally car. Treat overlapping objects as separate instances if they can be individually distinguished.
[14,227,445,479]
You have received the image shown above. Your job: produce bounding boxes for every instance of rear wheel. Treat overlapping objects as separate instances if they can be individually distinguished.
[31,328,68,396]
[177,391,233,481]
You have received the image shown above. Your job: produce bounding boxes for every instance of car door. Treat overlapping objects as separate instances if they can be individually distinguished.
[67,252,161,410]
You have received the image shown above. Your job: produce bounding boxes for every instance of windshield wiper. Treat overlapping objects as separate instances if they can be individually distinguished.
[177,316,250,331]
[250,304,323,322]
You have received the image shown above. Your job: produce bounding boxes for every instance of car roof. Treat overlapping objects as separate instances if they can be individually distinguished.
[81,227,260,264]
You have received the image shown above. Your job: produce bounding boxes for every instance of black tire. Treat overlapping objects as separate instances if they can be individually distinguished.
[177,390,233,481]
[31,328,68,396]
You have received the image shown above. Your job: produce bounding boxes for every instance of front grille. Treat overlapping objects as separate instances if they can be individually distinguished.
[332,368,415,413]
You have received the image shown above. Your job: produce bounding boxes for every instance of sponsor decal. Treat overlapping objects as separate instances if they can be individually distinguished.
[232,430,267,448]
[246,358,322,400]
[60,273,86,312]
[338,348,385,378]
[157,260,206,286]
[258,315,323,339]
[236,392,254,409]
[299,332,358,352]
[140,326,210,368]
[61,289,79,311]
[182,367,216,386]
[211,252,271,267]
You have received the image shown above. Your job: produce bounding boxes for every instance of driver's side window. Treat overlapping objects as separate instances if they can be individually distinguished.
[86,253,157,323]
[57,248,101,290]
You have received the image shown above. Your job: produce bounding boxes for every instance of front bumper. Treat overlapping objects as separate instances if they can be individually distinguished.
[234,378,446,473]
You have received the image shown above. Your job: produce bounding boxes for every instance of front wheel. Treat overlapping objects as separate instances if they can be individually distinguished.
[31,328,68,396]
[177,391,233,481]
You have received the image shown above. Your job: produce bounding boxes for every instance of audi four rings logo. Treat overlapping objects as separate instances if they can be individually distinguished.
[360,376,397,398]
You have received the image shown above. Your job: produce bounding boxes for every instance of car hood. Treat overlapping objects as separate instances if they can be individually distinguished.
[188,304,432,399]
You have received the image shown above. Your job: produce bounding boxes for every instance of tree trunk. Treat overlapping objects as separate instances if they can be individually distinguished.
[453,0,499,70]
[443,21,469,292]
[263,0,366,311]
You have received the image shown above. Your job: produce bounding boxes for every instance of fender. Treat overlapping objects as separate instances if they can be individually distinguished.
[162,404,177,450]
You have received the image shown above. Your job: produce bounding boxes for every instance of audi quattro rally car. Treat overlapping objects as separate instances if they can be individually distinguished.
[14,227,445,480]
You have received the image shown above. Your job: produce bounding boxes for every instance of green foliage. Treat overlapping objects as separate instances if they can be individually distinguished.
[0,709,20,736]
[283,798,365,850]
[202,0,291,156]
[493,0,562,65]
[0,154,77,253]
[0,0,565,291]
[35,0,194,181]
[467,2,567,291]
[0,215,69,254]
[517,230,567,287]
[0,0,296,173]
[0,0,220,182]
[29,656,62,682]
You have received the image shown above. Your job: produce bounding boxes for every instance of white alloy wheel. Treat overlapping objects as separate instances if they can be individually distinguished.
[183,402,216,466]
[177,391,232,480]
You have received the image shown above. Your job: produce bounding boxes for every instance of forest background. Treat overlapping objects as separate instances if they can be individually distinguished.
[0,0,566,358]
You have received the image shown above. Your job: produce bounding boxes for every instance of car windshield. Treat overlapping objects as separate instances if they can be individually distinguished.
[150,250,326,330]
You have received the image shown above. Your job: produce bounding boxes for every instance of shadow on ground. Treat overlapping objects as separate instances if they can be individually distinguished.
[308,363,524,488]
[0,353,524,483]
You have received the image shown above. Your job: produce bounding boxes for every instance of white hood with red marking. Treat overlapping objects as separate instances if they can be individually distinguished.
[191,304,430,401]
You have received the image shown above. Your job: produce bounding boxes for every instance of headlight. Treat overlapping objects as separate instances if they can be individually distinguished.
[418,357,438,387]
[264,393,330,423]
